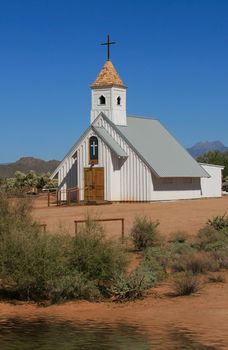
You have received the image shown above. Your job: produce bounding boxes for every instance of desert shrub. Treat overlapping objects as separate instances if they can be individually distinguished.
[207,274,225,283]
[0,217,127,301]
[207,214,228,231]
[130,216,161,251]
[210,249,228,269]
[168,231,190,244]
[195,225,228,251]
[142,247,168,276]
[109,247,167,301]
[0,225,74,300]
[0,194,33,234]
[0,196,127,302]
[71,218,127,284]
[219,227,228,238]
[110,270,151,301]
[172,272,201,296]
[169,241,195,258]
[202,239,228,252]
[171,251,219,274]
[47,272,101,303]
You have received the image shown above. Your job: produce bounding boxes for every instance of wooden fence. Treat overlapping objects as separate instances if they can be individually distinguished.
[47,187,80,207]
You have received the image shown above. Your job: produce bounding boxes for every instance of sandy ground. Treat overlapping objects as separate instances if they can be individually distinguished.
[33,195,228,239]
[1,195,228,347]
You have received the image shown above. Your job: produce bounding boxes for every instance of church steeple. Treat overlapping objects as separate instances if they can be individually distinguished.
[91,60,125,89]
[90,59,127,125]
[90,35,127,126]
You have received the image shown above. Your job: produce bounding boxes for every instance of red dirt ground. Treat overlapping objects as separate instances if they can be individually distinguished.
[33,195,228,239]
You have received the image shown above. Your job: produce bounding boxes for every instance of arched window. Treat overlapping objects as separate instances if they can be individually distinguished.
[99,95,106,105]
[89,136,98,164]
[117,96,121,105]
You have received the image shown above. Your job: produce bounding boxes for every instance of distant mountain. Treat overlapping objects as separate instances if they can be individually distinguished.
[0,157,60,178]
[187,141,228,158]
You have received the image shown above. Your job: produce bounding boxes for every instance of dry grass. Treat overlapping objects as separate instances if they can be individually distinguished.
[172,272,201,296]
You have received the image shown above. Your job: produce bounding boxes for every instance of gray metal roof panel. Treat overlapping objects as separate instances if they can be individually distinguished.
[93,126,127,157]
[116,116,209,178]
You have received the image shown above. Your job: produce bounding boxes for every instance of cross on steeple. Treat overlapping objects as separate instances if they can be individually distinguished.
[101,34,116,61]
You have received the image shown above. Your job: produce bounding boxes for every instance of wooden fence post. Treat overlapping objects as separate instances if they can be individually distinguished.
[75,221,78,235]
[74,218,125,243]
[48,191,50,207]
[121,218,124,244]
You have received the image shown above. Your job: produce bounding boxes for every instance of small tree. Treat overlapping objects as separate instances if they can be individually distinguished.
[14,171,26,189]
[25,171,38,192]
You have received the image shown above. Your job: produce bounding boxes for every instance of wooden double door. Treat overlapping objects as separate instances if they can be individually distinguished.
[84,167,104,201]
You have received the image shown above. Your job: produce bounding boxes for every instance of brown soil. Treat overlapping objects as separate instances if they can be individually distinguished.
[1,195,228,347]
[33,195,228,239]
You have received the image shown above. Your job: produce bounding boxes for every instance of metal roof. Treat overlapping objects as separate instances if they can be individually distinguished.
[93,126,127,157]
[116,116,210,178]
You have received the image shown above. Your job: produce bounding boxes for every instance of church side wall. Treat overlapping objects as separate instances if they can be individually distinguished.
[200,164,223,198]
[151,176,202,200]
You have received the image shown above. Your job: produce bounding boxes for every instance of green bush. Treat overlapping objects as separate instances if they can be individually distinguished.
[169,241,195,258]
[130,216,161,251]
[71,218,127,283]
[195,225,228,251]
[210,249,228,269]
[110,270,151,301]
[172,272,201,296]
[0,195,127,302]
[1,228,68,300]
[142,247,168,277]
[168,231,190,244]
[171,251,219,274]
[207,214,228,231]
[47,272,101,303]
[191,222,228,271]
[109,246,167,301]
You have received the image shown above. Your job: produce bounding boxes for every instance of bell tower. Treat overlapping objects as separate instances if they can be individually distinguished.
[90,35,127,126]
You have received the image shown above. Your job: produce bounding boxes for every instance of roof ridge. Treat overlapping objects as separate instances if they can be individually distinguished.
[127,115,158,121]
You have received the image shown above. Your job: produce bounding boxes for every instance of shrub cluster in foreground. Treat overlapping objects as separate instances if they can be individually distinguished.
[0,194,127,302]
[130,214,228,297]
[1,194,228,302]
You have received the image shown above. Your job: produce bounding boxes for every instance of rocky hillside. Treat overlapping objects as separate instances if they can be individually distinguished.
[187,141,228,158]
[0,157,60,178]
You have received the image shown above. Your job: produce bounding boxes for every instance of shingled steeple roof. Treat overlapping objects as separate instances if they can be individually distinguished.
[91,60,126,89]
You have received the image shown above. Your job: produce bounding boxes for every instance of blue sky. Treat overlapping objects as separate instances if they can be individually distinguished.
[0,0,227,163]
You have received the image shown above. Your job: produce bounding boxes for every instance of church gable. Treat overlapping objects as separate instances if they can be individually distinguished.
[92,113,126,152]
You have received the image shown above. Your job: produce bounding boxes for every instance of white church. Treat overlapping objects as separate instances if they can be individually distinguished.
[51,43,223,203]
